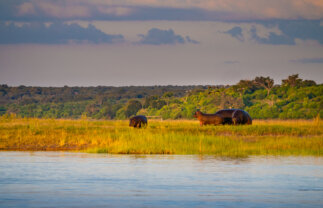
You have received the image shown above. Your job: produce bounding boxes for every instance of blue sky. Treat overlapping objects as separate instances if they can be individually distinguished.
[0,0,322,86]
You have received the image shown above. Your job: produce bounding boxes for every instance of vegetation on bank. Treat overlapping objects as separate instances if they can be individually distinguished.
[1,117,322,156]
[1,74,322,120]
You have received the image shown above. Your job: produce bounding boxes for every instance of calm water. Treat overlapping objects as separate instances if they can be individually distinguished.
[0,152,323,208]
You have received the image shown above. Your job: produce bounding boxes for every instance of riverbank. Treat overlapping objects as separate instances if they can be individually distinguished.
[0,117,322,156]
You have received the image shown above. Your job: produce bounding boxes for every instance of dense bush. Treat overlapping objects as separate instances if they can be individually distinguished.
[0,75,322,119]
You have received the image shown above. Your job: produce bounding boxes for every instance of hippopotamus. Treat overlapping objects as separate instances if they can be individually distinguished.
[129,115,148,128]
[193,109,252,126]
[215,109,252,125]
[193,110,224,126]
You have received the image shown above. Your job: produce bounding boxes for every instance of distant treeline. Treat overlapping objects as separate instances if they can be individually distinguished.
[0,74,322,119]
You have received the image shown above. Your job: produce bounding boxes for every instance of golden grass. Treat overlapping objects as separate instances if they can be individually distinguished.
[0,116,322,156]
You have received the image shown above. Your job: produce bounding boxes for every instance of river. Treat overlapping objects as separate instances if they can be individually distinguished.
[0,152,322,208]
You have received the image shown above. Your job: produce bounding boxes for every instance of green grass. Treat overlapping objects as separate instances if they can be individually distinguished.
[0,117,322,156]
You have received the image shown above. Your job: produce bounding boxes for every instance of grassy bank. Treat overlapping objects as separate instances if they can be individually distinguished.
[0,117,322,156]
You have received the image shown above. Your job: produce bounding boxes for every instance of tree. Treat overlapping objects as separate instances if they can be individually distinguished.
[301,80,316,87]
[125,100,142,117]
[254,76,274,96]
[282,74,302,87]
[143,95,166,109]
[219,94,244,109]
[163,92,174,106]
[233,80,258,97]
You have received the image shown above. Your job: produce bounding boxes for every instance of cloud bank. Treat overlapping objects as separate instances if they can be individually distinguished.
[0,23,197,45]
[291,58,323,64]
[1,0,323,21]
[138,28,199,45]
[224,20,323,45]
[224,26,244,41]
[0,22,124,44]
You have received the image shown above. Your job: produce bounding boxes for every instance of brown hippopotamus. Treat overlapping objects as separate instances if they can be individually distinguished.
[129,115,148,128]
[193,109,252,126]
[215,109,252,125]
[193,110,224,126]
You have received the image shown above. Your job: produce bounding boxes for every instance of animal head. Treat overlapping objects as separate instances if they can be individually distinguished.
[193,109,201,118]
[129,118,136,126]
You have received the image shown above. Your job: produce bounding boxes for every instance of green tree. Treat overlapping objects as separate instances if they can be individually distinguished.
[233,80,258,97]
[254,76,274,96]
[116,108,126,119]
[282,74,302,87]
[163,92,174,106]
[125,100,142,117]
[301,80,316,87]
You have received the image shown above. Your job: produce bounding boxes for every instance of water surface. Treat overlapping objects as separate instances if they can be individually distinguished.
[1,152,323,208]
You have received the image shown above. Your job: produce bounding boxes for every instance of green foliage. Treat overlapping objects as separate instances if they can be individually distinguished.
[254,76,274,96]
[0,106,6,115]
[125,100,142,118]
[0,75,321,119]
[116,108,127,119]
[143,96,166,109]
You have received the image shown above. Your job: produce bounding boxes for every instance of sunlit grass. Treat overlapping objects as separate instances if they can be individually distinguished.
[0,116,322,156]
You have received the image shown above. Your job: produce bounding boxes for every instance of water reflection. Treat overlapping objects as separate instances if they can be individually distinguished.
[0,152,322,208]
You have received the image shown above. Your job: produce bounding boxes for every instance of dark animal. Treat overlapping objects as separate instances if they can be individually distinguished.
[129,115,148,128]
[215,109,252,125]
[193,109,252,126]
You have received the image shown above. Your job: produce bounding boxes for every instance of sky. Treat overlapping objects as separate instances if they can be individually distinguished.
[0,0,322,86]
